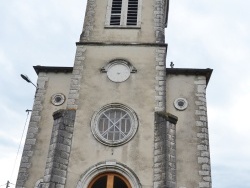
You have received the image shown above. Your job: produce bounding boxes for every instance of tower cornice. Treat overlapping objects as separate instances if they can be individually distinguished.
[76,42,168,48]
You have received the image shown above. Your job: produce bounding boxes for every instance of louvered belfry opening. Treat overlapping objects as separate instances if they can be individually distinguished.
[110,0,122,25]
[110,0,138,26]
[127,0,138,25]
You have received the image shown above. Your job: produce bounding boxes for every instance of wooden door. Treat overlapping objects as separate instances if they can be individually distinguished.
[88,173,131,188]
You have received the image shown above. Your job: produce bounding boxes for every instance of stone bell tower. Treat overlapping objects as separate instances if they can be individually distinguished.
[16,0,212,188]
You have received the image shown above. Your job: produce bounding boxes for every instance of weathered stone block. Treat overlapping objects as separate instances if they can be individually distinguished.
[56,184,64,188]
[75,56,86,61]
[198,157,209,164]
[201,128,208,133]
[51,175,66,184]
[196,110,206,116]
[60,151,70,160]
[196,121,204,127]
[195,101,205,106]
[198,97,206,102]
[155,107,164,112]
[26,133,35,139]
[155,76,165,81]
[53,168,67,177]
[72,69,80,75]
[154,148,163,156]
[44,175,52,182]
[203,176,211,182]
[16,180,25,186]
[155,65,166,71]
[20,162,31,168]
[200,116,207,122]
[199,170,210,176]
[30,115,41,122]
[202,164,210,171]
[21,156,29,163]
[197,85,206,93]
[154,154,165,163]
[28,127,39,134]
[67,105,78,109]
[195,80,206,85]
[199,181,210,187]
[22,151,34,157]
[201,151,210,157]
[197,133,207,139]
[56,143,70,153]
[73,60,82,65]
[197,145,208,151]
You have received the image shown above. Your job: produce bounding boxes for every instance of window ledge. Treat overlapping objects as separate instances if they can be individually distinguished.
[104,25,141,29]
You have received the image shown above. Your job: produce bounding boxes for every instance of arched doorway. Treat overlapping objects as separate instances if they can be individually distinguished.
[76,161,141,188]
[88,173,131,188]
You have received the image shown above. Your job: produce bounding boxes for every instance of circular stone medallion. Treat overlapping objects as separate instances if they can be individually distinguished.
[107,63,131,82]
[51,93,65,106]
[174,98,188,111]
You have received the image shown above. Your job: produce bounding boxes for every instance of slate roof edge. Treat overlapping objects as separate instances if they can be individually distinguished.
[166,68,213,85]
[33,66,73,75]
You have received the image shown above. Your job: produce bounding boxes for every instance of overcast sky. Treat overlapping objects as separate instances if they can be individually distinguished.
[0,0,250,187]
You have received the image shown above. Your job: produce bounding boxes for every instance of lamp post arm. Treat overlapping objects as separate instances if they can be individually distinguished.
[20,74,37,88]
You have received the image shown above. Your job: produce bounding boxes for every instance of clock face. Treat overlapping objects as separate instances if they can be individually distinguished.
[107,63,130,82]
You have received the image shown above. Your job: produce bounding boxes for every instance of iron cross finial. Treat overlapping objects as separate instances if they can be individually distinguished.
[170,62,174,68]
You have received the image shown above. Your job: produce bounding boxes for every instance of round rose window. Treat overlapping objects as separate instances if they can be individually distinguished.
[91,104,138,146]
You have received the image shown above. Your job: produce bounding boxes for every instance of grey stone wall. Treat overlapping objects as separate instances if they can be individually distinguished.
[194,77,212,188]
[66,46,86,110]
[154,112,177,188]
[16,73,48,188]
[80,0,96,42]
[154,2,169,185]
[155,47,167,112]
[154,0,166,43]
[42,109,76,188]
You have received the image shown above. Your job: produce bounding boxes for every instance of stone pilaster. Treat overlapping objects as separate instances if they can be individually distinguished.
[16,73,48,188]
[166,115,177,188]
[195,76,212,188]
[42,109,76,188]
[154,112,177,188]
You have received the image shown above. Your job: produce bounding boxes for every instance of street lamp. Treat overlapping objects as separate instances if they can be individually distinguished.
[20,74,37,88]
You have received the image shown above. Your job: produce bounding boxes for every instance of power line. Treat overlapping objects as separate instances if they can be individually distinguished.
[9,110,31,181]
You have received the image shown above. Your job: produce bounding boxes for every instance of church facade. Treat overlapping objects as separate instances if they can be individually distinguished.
[16,0,213,188]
